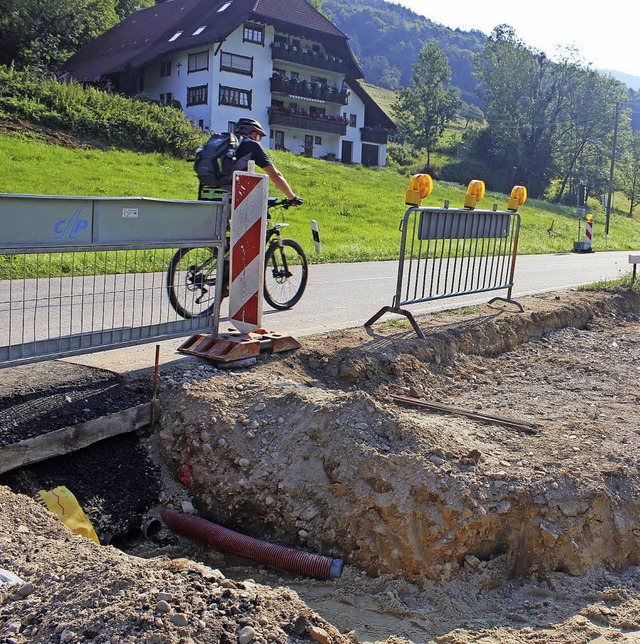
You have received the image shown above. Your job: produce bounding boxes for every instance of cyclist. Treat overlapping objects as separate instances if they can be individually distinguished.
[207,118,302,298]
[233,117,303,204]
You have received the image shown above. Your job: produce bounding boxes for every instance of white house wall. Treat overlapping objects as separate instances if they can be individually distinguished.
[141,21,387,165]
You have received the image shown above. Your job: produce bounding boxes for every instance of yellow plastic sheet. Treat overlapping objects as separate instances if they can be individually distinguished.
[36,486,100,544]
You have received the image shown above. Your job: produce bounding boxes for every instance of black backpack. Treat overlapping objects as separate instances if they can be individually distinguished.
[193,132,241,186]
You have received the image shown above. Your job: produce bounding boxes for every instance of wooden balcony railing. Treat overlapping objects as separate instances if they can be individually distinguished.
[268,108,348,135]
[271,42,349,74]
[270,75,349,105]
[360,127,390,145]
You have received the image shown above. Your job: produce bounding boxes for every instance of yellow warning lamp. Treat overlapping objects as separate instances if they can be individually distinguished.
[585,213,593,222]
[464,179,485,209]
[405,173,433,206]
[507,185,527,211]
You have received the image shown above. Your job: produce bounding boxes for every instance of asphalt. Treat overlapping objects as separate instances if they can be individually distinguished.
[60,250,637,377]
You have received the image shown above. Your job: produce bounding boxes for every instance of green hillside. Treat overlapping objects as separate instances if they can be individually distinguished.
[2,132,639,264]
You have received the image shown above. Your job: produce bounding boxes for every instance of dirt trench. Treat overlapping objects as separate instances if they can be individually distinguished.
[2,287,640,643]
[154,289,640,586]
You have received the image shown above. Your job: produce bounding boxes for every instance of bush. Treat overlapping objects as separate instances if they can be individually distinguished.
[386,142,417,167]
[0,66,204,158]
[439,159,490,186]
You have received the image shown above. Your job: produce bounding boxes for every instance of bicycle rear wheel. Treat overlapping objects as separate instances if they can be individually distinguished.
[263,238,308,310]
[167,247,220,319]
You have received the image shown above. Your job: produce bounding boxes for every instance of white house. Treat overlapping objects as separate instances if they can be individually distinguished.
[62,0,394,166]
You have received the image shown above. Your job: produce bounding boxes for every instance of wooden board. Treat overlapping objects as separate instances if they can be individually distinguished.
[0,403,157,475]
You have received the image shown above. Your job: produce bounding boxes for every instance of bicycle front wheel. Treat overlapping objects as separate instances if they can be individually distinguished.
[263,238,308,310]
[167,247,220,319]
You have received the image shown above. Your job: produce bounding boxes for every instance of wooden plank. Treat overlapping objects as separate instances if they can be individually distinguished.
[390,394,538,434]
[0,402,157,475]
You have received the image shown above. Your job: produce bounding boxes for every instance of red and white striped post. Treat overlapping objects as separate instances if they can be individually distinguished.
[584,213,593,251]
[229,163,268,334]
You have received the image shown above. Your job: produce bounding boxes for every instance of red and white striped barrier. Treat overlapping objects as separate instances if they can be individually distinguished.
[229,165,268,334]
[584,214,593,251]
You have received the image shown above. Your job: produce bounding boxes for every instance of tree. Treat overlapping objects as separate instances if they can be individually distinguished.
[0,0,118,68]
[115,0,154,20]
[474,26,577,196]
[361,56,401,90]
[457,101,483,128]
[551,65,627,204]
[392,40,460,168]
[620,130,640,217]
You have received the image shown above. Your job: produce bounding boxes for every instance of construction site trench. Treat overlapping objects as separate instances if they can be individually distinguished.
[1,287,640,644]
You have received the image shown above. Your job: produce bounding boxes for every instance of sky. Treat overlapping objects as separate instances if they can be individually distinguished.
[394,0,639,79]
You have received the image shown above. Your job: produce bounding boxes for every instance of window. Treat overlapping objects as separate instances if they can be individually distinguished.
[220,51,253,76]
[159,92,172,105]
[160,60,171,77]
[187,85,208,106]
[227,121,236,133]
[315,136,322,145]
[274,130,285,149]
[349,113,357,127]
[219,85,251,109]
[168,31,183,42]
[198,119,204,129]
[192,25,206,35]
[188,50,209,73]
[243,22,264,45]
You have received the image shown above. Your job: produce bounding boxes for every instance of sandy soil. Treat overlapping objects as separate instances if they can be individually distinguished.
[2,287,640,643]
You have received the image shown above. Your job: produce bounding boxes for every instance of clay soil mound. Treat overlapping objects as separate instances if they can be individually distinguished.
[2,288,640,644]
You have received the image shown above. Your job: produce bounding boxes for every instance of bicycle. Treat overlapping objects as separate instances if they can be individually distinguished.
[167,196,308,319]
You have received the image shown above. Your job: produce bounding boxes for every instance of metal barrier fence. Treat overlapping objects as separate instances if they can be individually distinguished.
[0,193,227,367]
[366,204,522,338]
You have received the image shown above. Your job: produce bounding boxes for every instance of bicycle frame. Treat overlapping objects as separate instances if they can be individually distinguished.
[167,194,307,317]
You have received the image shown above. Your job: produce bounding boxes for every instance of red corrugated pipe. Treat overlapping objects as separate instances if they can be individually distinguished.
[160,508,343,580]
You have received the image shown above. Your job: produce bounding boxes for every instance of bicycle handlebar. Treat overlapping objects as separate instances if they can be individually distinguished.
[278,196,304,209]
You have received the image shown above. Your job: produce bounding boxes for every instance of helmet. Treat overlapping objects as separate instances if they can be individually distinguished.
[235,117,267,137]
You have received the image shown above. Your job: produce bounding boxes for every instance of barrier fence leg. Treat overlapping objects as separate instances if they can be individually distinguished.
[364,306,426,340]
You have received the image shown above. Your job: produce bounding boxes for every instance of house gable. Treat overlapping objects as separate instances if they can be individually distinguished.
[61,0,392,167]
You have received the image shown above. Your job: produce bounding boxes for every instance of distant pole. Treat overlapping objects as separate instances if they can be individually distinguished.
[311,220,321,253]
[605,101,621,237]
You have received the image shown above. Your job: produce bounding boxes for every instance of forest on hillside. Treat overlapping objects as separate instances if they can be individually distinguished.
[322,0,485,104]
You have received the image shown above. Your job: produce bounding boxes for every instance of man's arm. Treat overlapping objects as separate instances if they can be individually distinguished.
[263,163,297,200]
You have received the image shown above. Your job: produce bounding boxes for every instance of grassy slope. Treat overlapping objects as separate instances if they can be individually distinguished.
[1,133,639,263]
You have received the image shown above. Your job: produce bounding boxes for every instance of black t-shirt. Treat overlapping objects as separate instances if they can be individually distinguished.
[235,138,272,170]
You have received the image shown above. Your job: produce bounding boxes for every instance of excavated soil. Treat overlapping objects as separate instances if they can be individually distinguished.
[2,287,640,644]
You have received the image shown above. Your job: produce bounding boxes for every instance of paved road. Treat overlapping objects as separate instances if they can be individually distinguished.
[67,250,635,374]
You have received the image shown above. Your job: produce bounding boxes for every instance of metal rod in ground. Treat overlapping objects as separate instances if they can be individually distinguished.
[390,394,538,434]
[311,219,321,253]
[151,344,160,428]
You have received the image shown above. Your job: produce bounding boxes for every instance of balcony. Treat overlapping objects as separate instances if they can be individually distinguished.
[268,107,348,135]
[361,126,390,145]
[271,42,349,74]
[270,75,349,105]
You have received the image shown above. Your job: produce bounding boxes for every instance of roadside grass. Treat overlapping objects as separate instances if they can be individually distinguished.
[579,273,639,294]
[1,134,640,274]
